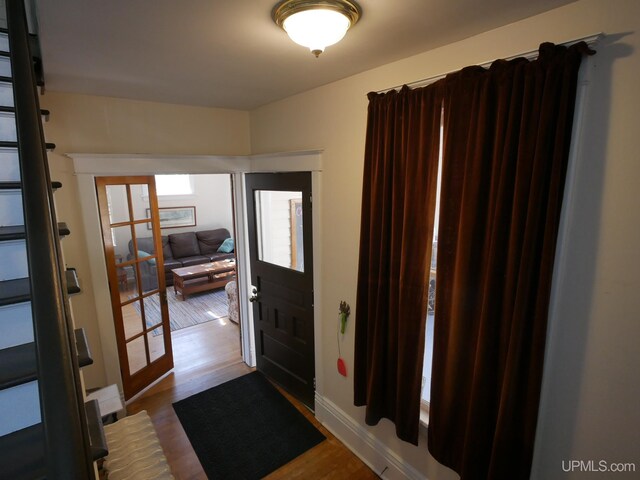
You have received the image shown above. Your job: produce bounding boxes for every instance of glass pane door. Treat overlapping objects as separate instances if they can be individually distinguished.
[96,177,173,399]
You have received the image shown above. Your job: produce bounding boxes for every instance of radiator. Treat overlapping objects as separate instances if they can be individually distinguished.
[102,410,173,480]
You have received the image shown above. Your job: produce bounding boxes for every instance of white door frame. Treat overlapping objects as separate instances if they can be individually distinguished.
[69,151,323,395]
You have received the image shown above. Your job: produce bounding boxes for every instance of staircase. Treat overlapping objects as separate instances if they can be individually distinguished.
[0,0,106,478]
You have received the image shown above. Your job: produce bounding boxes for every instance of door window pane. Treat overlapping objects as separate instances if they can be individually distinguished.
[143,293,162,331]
[139,258,159,294]
[131,184,151,221]
[255,190,304,272]
[112,224,137,303]
[111,224,133,261]
[148,331,165,363]
[122,301,144,340]
[117,264,138,304]
[126,336,147,374]
[135,222,154,241]
[106,185,130,224]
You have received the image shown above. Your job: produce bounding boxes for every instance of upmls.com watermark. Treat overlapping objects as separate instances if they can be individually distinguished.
[562,460,636,473]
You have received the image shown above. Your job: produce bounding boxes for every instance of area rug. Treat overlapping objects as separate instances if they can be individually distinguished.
[173,371,325,479]
[138,288,229,333]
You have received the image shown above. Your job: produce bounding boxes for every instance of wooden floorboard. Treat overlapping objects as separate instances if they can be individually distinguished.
[127,318,378,479]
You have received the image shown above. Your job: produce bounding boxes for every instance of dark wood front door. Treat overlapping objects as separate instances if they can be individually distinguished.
[245,172,315,408]
[95,176,174,400]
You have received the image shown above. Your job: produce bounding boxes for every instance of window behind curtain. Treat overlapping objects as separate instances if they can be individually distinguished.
[421,113,443,408]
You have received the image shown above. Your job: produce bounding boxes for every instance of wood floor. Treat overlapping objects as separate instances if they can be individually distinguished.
[127,318,378,479]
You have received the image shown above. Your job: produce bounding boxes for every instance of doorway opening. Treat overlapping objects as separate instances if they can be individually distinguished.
[96,173,243,399]
[153,173,243,380]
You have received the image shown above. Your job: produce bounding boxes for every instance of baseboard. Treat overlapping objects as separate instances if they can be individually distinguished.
[315,393,426,480]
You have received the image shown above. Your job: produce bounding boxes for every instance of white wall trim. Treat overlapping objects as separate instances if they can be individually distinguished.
[67,150,324,175]
[233,172,255,366]
[315,394,426,480]
[311,171,324,396]
[68,153,250,174]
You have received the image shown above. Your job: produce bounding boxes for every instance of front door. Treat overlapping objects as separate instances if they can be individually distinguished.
[245,172,315,408]
[95,176,174,400]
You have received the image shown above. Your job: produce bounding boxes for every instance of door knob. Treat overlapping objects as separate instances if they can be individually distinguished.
[249,286,261,303]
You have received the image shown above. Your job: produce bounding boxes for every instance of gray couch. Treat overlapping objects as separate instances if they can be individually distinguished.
[128,228,234,290]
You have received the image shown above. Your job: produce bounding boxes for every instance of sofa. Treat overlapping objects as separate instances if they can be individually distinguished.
[128,228,235,291]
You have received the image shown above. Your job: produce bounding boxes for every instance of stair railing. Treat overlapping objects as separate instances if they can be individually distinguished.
[6,0,93,477]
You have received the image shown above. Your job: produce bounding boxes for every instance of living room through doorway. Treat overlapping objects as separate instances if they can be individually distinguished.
[138,174,242,376]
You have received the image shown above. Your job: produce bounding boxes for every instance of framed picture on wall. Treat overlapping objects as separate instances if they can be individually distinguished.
[146,206,197,229]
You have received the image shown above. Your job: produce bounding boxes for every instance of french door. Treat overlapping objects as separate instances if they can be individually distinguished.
[95,176,173,400]
[245,172,315,408]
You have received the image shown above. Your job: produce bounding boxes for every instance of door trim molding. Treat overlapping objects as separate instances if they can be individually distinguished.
[68,150,323,175]
[70,151,323,395]
[250,150,323,172]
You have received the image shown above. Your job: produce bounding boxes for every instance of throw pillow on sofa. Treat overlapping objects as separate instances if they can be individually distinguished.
[217,238,234,253]
[137,250,156,265]
[196,229,231,254]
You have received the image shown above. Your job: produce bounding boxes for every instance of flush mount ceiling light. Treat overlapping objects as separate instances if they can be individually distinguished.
[272,0,361,58]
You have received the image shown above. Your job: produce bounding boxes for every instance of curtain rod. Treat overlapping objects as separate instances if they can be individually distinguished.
[376,33,603,94]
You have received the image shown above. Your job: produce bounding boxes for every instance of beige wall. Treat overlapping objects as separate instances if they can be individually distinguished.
[41,93,251,388]
[250,0,640,478]
[41,91,251,156]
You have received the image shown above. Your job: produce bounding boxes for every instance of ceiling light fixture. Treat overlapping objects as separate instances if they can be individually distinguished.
[272,0,361,58]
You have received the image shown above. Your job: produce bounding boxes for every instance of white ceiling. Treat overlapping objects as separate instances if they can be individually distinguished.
[35,0,577,110]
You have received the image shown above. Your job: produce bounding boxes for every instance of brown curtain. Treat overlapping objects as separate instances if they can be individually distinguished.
[428,43,594,479]
[354,84,443,444]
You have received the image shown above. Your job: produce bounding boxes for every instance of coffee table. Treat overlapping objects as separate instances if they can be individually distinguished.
[172,259,236,300]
